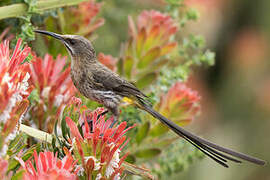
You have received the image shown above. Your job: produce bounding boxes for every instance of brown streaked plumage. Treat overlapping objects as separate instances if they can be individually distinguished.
[34,30,266,168]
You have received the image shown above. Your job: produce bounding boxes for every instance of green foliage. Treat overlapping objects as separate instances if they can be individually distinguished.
[135,148,162,159]
[16,0,39,42]
[180,34,215,66]
[135,121,150,144]
[11,170,24,180]
[28,89,39,104]
[7,135,40,172]
[17,17,35,42]
[165,0,183,5]
[152,140,204,178]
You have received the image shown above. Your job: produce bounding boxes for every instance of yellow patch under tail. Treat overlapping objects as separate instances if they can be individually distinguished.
[121,97,134,106]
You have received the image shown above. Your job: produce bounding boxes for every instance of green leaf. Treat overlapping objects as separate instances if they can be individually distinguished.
[8,149,33,171]
[126,37,134,57]
[150,123,168,137]
[11,170,25,180]
[136,121,150,144]
[8,159,20,172]
[136,73,157,89]
[61,115,70,140]
[144,25,160,51]
[135,148,161,159]
[136,28,146,57]
[137,47,161,69]
[186,8,199,21]
[147,59,169,74]
[28,89,39,104]
[203,50,215,66]
[124,56,133,79]
[160,43,177,56]
[117,57,124,76]
[125,154,136,163]
[165,0,182,5]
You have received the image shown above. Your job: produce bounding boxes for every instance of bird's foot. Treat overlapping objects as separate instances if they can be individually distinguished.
[97,110,109,121]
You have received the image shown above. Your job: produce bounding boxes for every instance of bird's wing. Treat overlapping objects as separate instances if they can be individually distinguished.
[92,63,148,100]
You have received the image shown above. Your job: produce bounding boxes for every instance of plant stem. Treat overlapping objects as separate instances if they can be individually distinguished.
[0,4,28,20]
[0,0,89,20]
[19,124,52,143]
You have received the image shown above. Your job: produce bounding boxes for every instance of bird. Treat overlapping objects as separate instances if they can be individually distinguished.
[34,30,266,168]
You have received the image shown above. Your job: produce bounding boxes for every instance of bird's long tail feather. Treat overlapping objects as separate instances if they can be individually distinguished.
[138,101,266,167]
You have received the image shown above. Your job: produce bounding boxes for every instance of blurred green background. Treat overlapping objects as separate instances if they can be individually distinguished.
[177,0,270,179]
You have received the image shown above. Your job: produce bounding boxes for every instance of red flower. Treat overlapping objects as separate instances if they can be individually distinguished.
[66,1,104,36]
[159,82,200,124]
[122,10,178,85]
[17,150,78,180]
[64,98,135,179]
[151,82,200,136]
[98,53,118,72]
[29,54,76,132]
[136,10,178,39]
[0,39,32,156]
[128,10,178,56]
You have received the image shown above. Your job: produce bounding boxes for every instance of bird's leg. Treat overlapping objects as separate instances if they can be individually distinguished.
[107,107,119,128]
[109,115,119,128]
[88,110,109,133]
[89,120,93,133]
[81,110,109,133]
[97,110,109,121]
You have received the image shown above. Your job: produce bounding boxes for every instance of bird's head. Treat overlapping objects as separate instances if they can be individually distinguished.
[34,30,96,62]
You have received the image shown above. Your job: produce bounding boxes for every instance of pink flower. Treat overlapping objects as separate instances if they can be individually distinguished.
[0,38,32,156]
[17,150,78,180]
[64,98,135,179]
[29,54,76,132]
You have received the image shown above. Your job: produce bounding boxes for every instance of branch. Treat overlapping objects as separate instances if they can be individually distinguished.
[0,0,89,20]
[19,124,52,143]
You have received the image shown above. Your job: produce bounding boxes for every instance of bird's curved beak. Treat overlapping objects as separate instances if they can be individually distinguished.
[34,30,65,42]
[34,30,74,55]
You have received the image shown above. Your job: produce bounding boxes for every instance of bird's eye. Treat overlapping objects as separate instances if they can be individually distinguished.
[69,39,76,45]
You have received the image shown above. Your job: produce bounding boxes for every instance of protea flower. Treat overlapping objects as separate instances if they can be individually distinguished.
[29,54,76,132]
[0,38,32,156]
[135,10,178,50]
[63,97,135,179]
[151,82,200,136]
[121,10,178,88]
[17,150,78,180]
[98,53,118,72]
